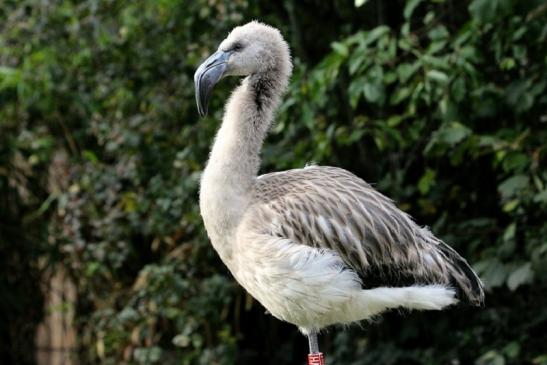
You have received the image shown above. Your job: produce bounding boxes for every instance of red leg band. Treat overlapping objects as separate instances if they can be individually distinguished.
[308,353,325,365]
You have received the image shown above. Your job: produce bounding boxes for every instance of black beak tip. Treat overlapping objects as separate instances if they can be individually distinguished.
[198,106,208,118]
[195,85,209,117]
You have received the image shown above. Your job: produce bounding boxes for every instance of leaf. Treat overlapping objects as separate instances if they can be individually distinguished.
[349,53,367,75]
[503,342,520,359]
[427,39,448,54]
[507,263,533,291]
[498,175,529,199]
[331,42,349,57]
[474,259,508,289]
[534,190,547,203]
[502,199,520,212]
[387,115,403,127]
[83,150,99,163]
[418,169,436,195]
[476,350,506,365]
[349,76,366,108]
[505,79,534,113]
[451,77,466,102]
[133,347,162,364]
[121,192,138,213]
[502,152,529,173]
[502,223,516,242]
[118,307,139,322]
[0,66,21,89]
[397,62,420,83]
[437,122,472,145]
[364,26,390,45]
[500,57,516,70]
[532,355,547,365]
[469,0,512,23]
[390,87,412,105]
[427,70,449,84]
[172,334,190,347]
[428,25,449,41]
[363,82,385,104]
[404,0,423,20]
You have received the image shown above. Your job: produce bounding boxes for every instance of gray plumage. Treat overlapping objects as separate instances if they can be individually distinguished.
[252,166,484,305]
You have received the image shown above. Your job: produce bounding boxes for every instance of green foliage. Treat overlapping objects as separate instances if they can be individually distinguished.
[274,0,547,363]
[1,0,546,364]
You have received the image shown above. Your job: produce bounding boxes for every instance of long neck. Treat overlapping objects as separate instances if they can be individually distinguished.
[210,74,279,187]
[200,71,286,260]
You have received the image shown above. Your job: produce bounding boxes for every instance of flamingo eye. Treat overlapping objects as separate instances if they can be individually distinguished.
[232,42,244,52]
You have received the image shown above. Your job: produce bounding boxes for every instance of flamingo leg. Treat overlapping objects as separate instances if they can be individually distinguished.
[307,330,325,365]
[308,330,319,353]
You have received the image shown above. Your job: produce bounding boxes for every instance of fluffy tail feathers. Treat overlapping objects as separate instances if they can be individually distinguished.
[351,285,458,320]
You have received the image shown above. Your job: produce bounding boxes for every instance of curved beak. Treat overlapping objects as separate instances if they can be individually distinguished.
[194,50,231,117]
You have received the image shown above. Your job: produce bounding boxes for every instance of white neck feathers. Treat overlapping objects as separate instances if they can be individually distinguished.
[200,63,290,261]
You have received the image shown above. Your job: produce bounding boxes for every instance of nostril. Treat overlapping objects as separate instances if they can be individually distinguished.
[204,51,227,68]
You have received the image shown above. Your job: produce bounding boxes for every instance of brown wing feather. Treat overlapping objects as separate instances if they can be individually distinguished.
[252,166,484,305]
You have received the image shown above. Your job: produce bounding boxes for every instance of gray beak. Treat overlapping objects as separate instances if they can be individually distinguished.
[194,50,231,117]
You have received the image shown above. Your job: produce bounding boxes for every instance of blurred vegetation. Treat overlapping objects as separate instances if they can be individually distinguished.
[1,0,546,364]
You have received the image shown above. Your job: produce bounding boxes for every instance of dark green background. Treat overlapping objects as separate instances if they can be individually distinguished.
[1,0,546,364]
